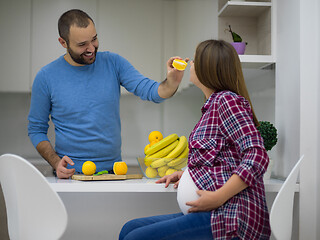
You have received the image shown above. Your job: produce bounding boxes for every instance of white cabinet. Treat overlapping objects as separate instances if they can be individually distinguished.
[0,1,31,92]
[218,0,275,68]
[31,0,98,86]
[0,0,97,92]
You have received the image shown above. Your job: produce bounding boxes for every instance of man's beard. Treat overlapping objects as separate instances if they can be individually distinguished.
[67,45,98,65]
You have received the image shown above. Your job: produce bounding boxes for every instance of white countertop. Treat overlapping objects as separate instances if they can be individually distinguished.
[47,177,176,192]
[47,177,300,193]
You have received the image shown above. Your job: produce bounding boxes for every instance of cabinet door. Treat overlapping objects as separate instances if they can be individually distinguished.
[0,1,31,92]
[31,0,98,87]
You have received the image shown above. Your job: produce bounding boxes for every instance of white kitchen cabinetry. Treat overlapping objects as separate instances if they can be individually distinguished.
[0,1,32,92]
[31,0,97,86]
[0,0,97,93]
[218,0,275,68]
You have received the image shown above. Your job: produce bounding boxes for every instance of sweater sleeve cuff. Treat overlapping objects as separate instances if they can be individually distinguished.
[29,133,50,148]
[152,82,166,103]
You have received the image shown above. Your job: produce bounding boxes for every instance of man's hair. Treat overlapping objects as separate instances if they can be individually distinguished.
[58,9,94,43]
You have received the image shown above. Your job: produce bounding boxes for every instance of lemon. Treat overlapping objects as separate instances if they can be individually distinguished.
[82,161,96,175]
[113,162,128,175]
[148,131,163,143]
[145,167,158,178]
[165,168,177,176]
[172,59,187,71]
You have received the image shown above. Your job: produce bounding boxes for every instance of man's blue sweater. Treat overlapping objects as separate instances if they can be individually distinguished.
[28,51,164,172]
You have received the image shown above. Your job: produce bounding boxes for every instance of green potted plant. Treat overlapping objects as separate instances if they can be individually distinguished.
[228,25,247,55]
[257,121,278,180]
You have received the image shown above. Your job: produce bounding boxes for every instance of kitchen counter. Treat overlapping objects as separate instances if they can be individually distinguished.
[47,177,176,192]
[47,177,300,193]
[45,177,300,240]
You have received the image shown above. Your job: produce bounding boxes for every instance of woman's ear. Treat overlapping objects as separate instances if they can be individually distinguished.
[58,37,67,49]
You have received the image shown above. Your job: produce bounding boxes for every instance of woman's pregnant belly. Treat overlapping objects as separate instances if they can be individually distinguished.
[177,168,200,215]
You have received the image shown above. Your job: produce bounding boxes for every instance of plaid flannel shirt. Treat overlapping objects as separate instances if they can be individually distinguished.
[188,91,271,240]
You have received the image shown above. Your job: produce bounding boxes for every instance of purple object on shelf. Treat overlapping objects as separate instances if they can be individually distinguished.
[230,42,246,55]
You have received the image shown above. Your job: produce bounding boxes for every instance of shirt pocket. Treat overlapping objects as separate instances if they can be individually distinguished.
[189,138,225,167]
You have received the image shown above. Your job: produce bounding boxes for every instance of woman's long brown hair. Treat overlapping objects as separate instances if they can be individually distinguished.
[194,40,259,126]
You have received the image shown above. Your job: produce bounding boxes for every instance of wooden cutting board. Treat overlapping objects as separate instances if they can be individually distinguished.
[72,173,143,181]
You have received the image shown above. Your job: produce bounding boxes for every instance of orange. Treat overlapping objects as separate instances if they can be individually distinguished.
[150,139,159,147]
[113,162,128,175]
[82,161,96,175]
[172,59,188,71]
[148,131,163,143]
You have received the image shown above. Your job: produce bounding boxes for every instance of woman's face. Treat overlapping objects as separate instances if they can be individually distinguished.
[189,60,201,87]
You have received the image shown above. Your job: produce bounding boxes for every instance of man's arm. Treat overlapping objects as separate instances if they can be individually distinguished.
[158,57,189,99]
[36,141,75,179]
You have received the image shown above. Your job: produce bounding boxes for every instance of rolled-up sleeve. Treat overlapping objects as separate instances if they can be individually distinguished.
[28,70,51,148]
[217,94,269,187]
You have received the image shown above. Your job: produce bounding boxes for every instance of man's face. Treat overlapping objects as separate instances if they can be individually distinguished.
[66,20,99,66]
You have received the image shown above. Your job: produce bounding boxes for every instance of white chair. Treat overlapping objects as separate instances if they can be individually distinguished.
[0,154,67,240]
[270,155,304,240]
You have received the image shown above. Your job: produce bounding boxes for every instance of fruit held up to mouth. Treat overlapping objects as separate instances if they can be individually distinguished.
[172,59,188,71]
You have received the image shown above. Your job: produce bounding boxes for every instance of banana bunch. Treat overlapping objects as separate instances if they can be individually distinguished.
[144,133,189,178]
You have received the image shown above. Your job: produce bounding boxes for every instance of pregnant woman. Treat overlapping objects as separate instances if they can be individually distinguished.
[119,40,271,240]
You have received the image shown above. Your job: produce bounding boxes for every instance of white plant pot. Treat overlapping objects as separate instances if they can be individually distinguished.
[263,158,274,181]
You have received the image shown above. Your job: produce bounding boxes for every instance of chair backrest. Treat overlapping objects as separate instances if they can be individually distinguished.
[269,155,304,240]
[0,154,67,240]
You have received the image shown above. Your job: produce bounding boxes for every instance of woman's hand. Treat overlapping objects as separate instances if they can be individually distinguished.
[155,170,184,188]
[186,190,226,213]
[186,174,249,213]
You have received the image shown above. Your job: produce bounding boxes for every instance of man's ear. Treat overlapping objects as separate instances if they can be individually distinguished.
[58,37,68,48]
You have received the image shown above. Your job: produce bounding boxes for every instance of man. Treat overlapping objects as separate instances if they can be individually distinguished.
[28,9,188,179]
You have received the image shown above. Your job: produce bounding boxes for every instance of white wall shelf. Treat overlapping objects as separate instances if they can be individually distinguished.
[218,0,273,67]
[218,1,272,17]
[239,54,275,69]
